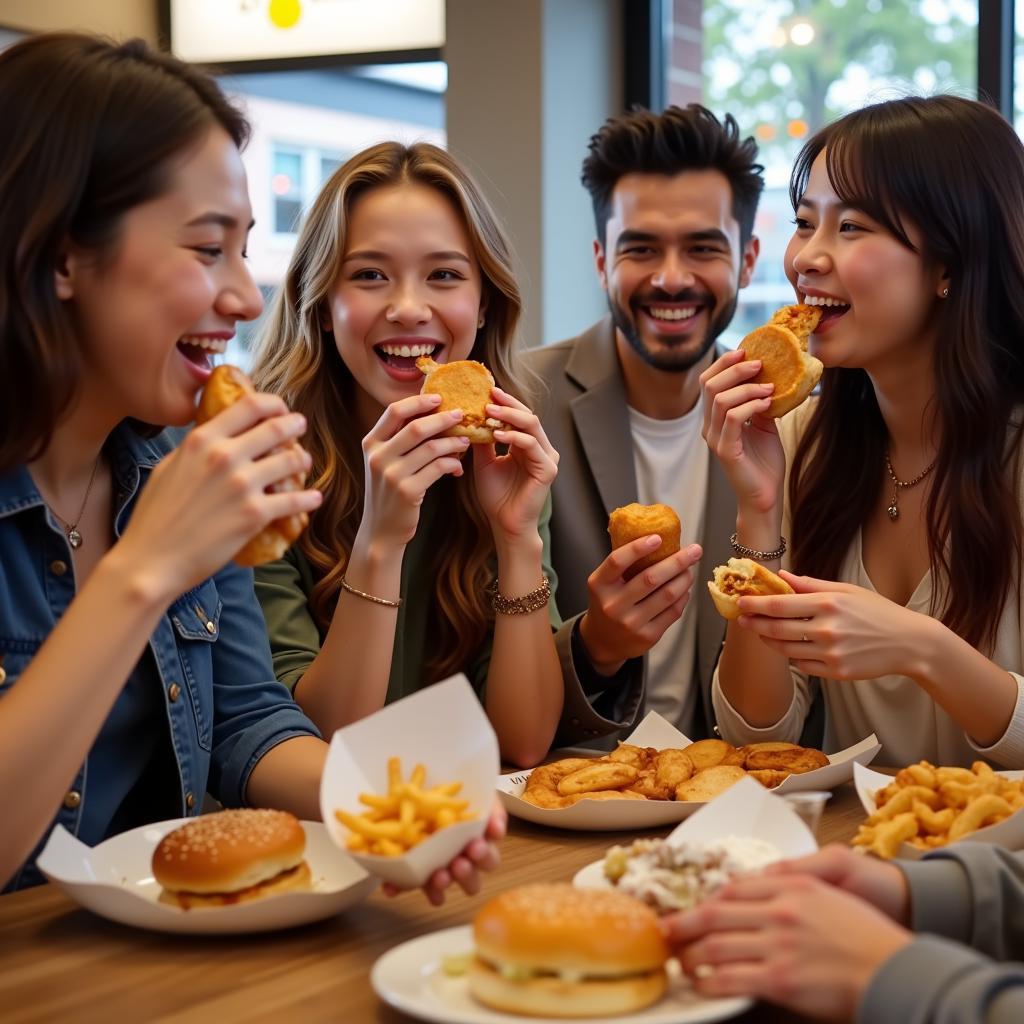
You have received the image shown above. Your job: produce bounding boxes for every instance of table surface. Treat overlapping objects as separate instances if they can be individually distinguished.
[0,782,868,1024]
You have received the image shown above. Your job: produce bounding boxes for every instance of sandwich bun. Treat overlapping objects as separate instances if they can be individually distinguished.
[741,304,824,418]
[608,503,681,579]
[468,882,668,1018]
[195,365,308,566]
[152,809,311,909]
[416,356,502,444]
[708,557,794,620]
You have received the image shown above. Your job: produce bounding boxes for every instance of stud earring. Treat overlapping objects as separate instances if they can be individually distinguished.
[942,287,950,298]
[477,315,486,329]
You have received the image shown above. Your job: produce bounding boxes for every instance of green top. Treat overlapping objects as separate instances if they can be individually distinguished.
[253,490,562,704]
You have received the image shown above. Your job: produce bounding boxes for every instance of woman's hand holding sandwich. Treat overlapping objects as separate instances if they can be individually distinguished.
[735,573,936,681]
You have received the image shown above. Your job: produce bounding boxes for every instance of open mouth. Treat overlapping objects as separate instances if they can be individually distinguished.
[639,302,705,334]
[373,341,442,372]
[803,295,850,326]
[177,335,228,367]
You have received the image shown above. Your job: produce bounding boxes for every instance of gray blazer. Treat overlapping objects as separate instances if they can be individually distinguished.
[525,316,736,741]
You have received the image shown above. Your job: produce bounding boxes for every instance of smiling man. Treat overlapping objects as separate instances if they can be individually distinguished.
[528,106,764,743]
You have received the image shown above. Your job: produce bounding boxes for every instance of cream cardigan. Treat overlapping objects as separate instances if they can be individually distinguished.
[712,400,1024,768]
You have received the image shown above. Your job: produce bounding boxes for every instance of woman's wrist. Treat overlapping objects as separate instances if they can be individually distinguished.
[733,509,785,558]
[97,544,180,613]
[493,530,544,567]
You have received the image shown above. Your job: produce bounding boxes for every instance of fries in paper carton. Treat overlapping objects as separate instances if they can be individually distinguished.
[498,711,879,831]
[572,776,818,893]
[854,761,1024,860]
[320,675,498,888]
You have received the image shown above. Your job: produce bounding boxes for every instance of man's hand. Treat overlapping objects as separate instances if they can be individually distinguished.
[579,539,702,675]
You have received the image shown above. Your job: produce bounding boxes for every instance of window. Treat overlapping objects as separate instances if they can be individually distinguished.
[666,0,978,344]
[271,145,350,236]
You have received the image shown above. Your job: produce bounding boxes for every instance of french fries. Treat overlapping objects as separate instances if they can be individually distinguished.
[853,760,1024,859]
[335,757,476,856]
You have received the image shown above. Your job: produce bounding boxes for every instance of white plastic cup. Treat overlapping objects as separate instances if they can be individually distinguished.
[782,791,831,835]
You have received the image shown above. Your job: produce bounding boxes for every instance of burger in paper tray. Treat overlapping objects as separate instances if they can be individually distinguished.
[498,711,880,831]
[853,759,1024,861]
[321,674,499,888]
[572,775,819,913]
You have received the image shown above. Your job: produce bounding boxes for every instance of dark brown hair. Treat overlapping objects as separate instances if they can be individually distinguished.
[789,95,1024,652]
[581,104,764,245]
[0,33,250,472]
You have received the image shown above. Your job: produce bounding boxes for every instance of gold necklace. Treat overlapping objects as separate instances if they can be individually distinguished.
[48,455,102,549]
[884,448,936,522]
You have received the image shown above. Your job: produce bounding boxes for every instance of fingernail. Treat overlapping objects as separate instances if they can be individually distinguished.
[749,360,761,369]
[459,436,471,444]
[646,535,661,547]
[450,409,463,419]
[426,393,442,402]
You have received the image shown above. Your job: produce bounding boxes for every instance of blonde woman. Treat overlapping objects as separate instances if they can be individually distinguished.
[251,142,575,767]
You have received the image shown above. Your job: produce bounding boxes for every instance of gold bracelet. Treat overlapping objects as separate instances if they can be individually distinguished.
[485,575,551,616]
[340,576,402,608]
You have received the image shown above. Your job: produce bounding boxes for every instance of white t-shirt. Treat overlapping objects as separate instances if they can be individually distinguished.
[628,401,709,734]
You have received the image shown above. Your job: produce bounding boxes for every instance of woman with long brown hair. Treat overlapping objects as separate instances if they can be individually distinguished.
[700,95,1024,766]
[252,142,567,767]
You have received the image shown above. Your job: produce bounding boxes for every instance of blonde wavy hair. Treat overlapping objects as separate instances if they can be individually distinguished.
[251,141,531,683]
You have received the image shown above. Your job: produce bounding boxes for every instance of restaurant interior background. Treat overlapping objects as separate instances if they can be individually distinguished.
[0,0,1017,367]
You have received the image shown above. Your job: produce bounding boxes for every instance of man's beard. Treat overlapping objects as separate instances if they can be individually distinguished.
[609,285,739,373]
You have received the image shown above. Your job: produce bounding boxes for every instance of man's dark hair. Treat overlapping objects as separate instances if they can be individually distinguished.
[581,104,764,245]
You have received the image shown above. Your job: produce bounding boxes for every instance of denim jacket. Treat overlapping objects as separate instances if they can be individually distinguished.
[0,424,320,890]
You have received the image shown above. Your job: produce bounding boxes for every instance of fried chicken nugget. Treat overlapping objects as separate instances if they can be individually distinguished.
[654,749,695,792]
[682,739,745,772]
[675,765,747,802]
[608,503,682,579]
[557,762,639,796]
[416,356,501,443]
[605,742,658,769]
[769,303,822,344]
[566,789,648,804]
[522,758,596,809]
[624,768,672,801]
[747,769,790,789]
[745,746,829,775]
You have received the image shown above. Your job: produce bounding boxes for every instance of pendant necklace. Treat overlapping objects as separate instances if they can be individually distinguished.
[884,448,936,522]
[48,454,102,549]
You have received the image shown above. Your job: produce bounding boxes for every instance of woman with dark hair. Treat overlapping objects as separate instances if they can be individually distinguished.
[700,95,1024,766]
[0,33,503,898]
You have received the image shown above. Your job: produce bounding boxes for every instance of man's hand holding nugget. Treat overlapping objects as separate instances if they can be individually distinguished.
[580,503,701,676]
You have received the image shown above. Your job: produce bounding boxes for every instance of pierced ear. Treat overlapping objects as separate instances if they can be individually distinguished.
[317,304,333,333]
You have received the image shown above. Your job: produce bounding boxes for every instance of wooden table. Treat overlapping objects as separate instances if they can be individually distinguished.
[0,783,868,1024]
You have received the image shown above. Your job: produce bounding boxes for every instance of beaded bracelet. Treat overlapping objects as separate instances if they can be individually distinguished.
[340,576,402,608]
[730,532,787,561]
[485,575,551,616]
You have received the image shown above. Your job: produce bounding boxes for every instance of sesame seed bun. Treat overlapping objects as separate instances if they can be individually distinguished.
[468,883,668,1017]
[707,557,794,620]
[152,809,309,909]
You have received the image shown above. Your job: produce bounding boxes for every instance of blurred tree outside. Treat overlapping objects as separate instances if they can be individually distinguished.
[701,0,977,179]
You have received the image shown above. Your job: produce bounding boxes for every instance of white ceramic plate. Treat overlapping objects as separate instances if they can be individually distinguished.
[36,818,377,934]
[371,925,752,1024]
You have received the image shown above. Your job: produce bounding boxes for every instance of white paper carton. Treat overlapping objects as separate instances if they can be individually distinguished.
[498,710,879,831]
[854,761,1024,860]
[320,675,498,888]
[573,776,818,891]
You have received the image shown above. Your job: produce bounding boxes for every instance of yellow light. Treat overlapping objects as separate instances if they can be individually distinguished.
[787,119,809,138]
[770,27,787,48]
[269,0,302,30]
[790,21,815,46]
[755,123,777,141]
